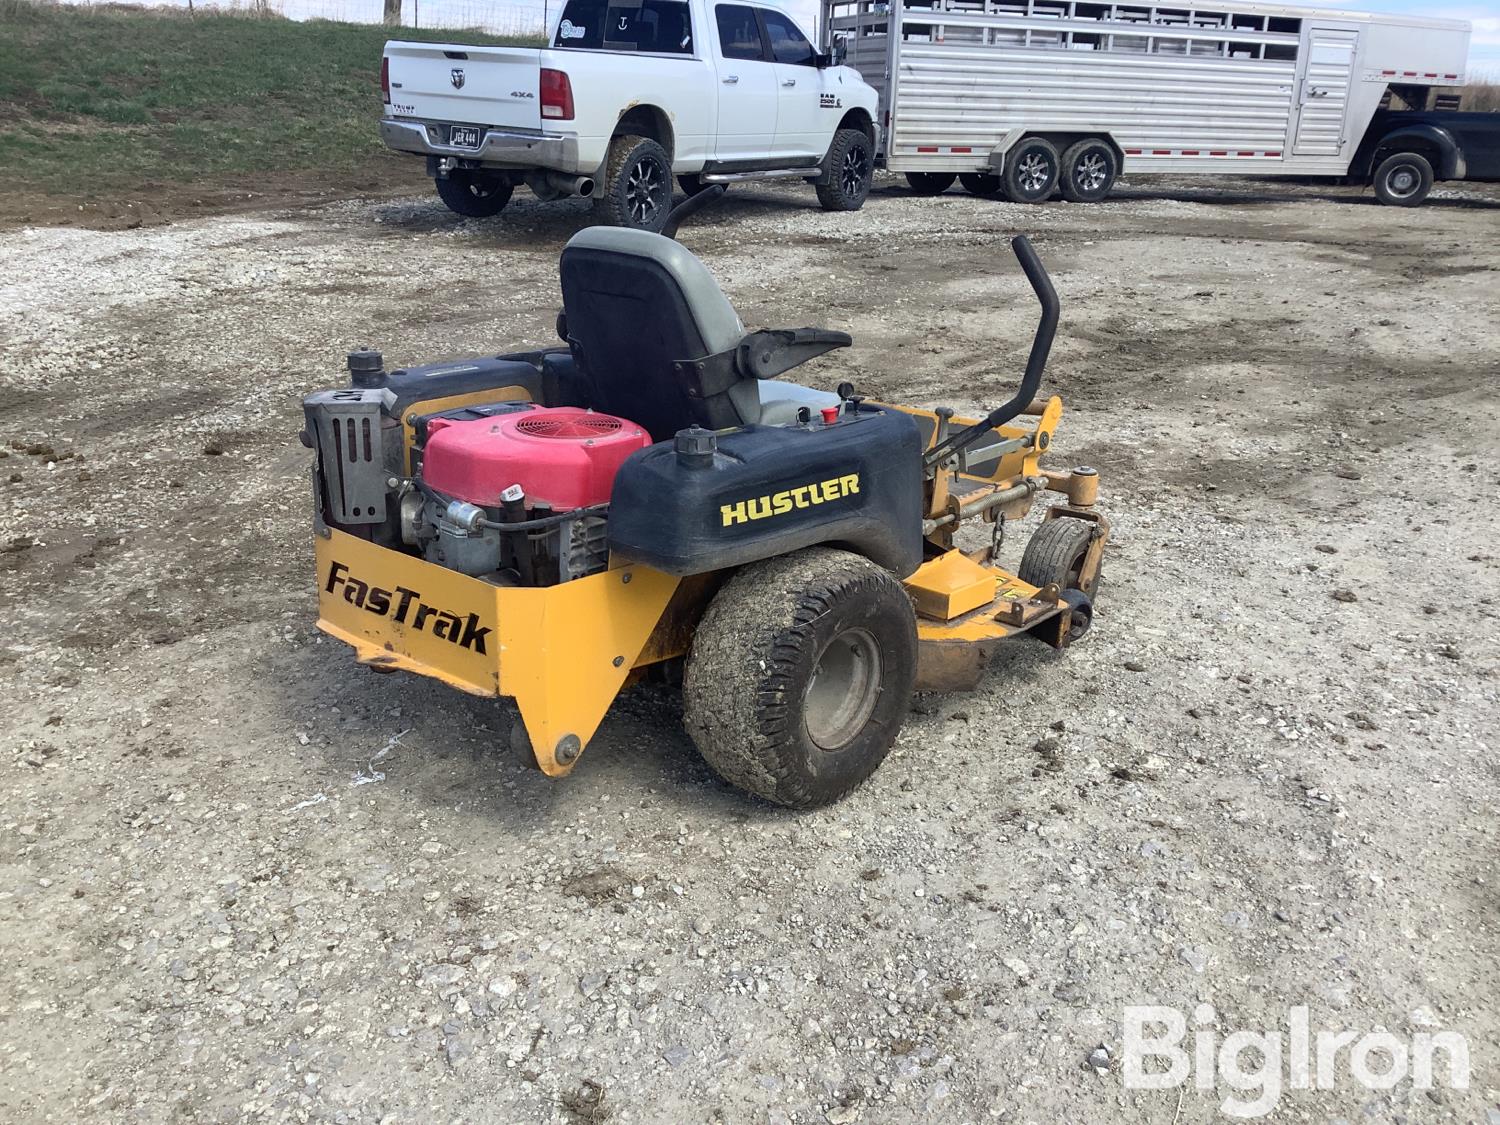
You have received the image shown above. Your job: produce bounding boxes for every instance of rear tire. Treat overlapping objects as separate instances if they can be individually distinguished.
[683,548,916,808]
[959,172,1001,196]
[817,129,874,212]
[434,172,513,218]
[905,171,956,195]
[1002,137,1060,204]
[1372,151,1433,207]
[1019,517,1099,597]
[677,173,714,196]
[594,134,673,231]
[1059,139,1118,203]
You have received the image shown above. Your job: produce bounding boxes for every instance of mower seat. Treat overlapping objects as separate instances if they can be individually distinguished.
[559,227,844,441]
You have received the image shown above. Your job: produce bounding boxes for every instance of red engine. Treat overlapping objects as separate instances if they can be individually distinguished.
[421,407,651,511]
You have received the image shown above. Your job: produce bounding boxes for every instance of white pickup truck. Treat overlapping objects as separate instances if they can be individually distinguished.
[380,0,880,230]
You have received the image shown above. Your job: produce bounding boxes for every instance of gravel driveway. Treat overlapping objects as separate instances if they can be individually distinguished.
[1,174,1497,1123]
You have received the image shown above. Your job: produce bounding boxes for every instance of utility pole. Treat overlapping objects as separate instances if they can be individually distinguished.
[383,0,401,26]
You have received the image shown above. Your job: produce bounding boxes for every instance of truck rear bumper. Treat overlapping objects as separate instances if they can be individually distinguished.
[380,118,579,173]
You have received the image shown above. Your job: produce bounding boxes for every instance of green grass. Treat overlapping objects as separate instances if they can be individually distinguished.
[0,2,538,194]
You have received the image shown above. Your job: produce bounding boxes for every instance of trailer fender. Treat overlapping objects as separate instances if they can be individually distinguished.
[1361,124,1465,180]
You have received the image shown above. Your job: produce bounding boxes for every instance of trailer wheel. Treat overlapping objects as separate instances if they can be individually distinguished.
[905,172,956,195]
[1002,137,1060,204]
[817,129,874,212]
[1372,151,1433,207]
[1019,516,1099,597]
[594,134,673,231]
[683,548,916,808]
[434,171,513,218]
[959,172,1001,196]
[1059,139,1118,203]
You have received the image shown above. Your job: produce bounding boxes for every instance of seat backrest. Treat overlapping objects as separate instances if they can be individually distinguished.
[559,227,753,441]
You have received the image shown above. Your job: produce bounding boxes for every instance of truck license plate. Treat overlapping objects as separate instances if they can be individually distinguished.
[448,126,481,148]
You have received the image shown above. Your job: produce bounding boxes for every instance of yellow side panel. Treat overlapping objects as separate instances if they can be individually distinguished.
[497,565,679,775]
[315,528,503,697]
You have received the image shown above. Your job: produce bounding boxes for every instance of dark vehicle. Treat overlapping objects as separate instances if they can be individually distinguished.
[1352,104,1500,206]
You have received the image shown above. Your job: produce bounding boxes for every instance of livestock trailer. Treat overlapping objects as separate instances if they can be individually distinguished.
[825,0,1474,203]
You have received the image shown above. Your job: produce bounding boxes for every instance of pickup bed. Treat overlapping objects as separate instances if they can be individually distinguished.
[381,0,880,230]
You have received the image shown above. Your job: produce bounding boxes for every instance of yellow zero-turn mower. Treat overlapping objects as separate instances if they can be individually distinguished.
[302,193,1108,808]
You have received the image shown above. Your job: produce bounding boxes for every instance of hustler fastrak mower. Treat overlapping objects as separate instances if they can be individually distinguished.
[302,194,1108,808]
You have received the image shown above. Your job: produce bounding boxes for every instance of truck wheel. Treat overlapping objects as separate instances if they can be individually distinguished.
[1372,151,1433,207]
[1059,139,1117,203]
[959,172,1001,196]
[1019,516,1099,597]
[816,129,874,212]
[434,172,513,218]
[677,174,716,197]
[683,548,916,808]
[594,134,673,231]
[905,171,955,195]
[1002,137,1060,204]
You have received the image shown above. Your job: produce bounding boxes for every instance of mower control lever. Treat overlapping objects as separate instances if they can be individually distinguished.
[922,235,1059,470]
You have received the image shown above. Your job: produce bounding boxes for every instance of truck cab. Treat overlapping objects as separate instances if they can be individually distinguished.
[381,0,880,229]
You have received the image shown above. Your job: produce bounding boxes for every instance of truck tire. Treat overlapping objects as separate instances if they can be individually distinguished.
[959,172,1001,196]
[434,171,513,218]
[677,173,715,197]
[1059,139,1118,203]
[1002,137,1060,204]
[816,128,874,212]
[1372,151,1434,207]
[594,134,673,231]
[906,171,956,195]
[682,547,916,808]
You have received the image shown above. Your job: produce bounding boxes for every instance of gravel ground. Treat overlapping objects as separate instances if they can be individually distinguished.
[1,173,1498,1124]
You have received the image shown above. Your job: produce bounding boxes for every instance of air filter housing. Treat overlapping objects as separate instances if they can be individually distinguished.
[420,406,651,511]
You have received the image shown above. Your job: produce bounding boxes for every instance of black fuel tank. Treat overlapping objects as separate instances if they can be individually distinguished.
[607,409,924,578]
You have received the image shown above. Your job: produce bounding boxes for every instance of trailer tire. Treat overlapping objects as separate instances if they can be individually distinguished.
[1019,516,1099,597]
[1059,139,1118,203]
[817,128,874,212]
[434,172,513,218]
[683,548,916,808]
[1002,137,1060,204]
[905,172,956,195]
[1372,151,1433,207]
[594,134,673,231]
[959,172,1001,196]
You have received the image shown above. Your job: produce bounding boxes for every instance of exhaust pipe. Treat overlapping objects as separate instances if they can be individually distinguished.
[545,172,594,198]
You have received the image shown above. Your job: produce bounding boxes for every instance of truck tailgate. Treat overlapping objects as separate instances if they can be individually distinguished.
[385,42,542,129]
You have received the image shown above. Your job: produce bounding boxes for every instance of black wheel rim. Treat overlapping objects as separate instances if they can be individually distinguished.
[841,143,870,198]
[625,155,667,224]
[468,178,501,200]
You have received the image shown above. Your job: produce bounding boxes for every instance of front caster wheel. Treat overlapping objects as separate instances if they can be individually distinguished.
[1019,516,1100,597]
[683,548,916,808]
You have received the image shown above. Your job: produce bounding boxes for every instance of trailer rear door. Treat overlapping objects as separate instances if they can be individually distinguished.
[1293,28,1360,156]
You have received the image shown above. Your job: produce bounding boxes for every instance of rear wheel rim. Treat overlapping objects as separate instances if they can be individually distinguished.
[806,627,882,751]
[1386,164,1420,198]
[1075,152,1108,193]
[1017,152,1051,194]
[625,156,666,224]
[841,143,870,198]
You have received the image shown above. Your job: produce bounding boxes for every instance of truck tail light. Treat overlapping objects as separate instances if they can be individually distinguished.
[540,68,574,120]
[381,57,391,105]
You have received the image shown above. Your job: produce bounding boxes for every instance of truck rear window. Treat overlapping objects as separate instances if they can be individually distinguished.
[554,0,694,55]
